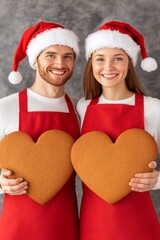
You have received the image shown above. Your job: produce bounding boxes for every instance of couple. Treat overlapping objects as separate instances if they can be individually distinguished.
[0,20,160,239]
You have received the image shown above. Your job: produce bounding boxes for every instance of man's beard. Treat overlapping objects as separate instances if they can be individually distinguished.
[38,66,73,87]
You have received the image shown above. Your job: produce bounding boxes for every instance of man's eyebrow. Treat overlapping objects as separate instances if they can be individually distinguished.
[63,52,75,55]
[44,51,74,55]
[44,51,56,54]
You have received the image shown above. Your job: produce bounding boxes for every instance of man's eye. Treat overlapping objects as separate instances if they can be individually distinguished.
[65,55,72,59]
[47,54,55,58]
[96,58,104,62]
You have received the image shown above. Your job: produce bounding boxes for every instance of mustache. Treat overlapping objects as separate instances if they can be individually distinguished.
[48,67,68,71]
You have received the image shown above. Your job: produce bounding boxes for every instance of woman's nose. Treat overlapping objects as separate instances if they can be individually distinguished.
[104,59,113,69]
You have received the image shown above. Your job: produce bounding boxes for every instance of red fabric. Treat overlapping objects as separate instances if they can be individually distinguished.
[80,93,160,240]
[13,22,64,72]
[0,89,80,240]
[99,21,147,59]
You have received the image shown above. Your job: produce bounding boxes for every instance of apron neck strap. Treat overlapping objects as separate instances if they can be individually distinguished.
[65,94,75,113]
[19,89,28,112]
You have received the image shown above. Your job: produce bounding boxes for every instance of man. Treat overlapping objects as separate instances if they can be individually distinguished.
[0,21,80,239]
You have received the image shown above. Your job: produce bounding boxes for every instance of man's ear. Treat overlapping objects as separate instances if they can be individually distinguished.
[33,60,38,69]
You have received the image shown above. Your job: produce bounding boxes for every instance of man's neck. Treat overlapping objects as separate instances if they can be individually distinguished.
[30,82,65,98]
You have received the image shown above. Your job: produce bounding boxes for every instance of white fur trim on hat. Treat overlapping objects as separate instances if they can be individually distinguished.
[85,30,140,66]
[8,71,23,84]
[26,28,79,69]
[141,57,157,72]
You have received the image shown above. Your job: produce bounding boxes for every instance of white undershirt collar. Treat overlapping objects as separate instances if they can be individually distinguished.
[99,94,135,105]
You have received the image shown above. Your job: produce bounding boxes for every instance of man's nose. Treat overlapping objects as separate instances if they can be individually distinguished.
[54,57,64,67]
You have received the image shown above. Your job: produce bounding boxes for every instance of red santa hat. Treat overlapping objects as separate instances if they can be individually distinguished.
[8,21,79,84]
[85,20,157,72]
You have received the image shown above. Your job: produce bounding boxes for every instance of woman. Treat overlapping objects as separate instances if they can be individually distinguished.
[77,21,160,239]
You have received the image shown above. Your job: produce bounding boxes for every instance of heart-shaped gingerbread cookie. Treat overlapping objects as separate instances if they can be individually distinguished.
[71,128,158,204]
[0,130,74,204]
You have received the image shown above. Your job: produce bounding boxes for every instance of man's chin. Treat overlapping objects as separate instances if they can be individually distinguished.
[45,78,69,87]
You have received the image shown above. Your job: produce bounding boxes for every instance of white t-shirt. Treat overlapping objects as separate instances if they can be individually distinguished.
[0,88,77,140]
[77,94,160,190]
[0,88,79,195]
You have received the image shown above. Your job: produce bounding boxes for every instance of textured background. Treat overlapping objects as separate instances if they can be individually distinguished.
[0,0,160,218]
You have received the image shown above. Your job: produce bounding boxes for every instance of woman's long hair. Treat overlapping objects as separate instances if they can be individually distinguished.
[83,56,145,99]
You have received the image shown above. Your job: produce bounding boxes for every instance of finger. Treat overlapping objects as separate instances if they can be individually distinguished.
[1,177,24,187]
[134,171,159,179]
[129,181,152,188]
[130,177,156,185]
[3,181,28,193]
[5,189,28,195]
[1,169,12,177]
[129,182,153,192]
[129,178,156,191]
[131,186,149,192]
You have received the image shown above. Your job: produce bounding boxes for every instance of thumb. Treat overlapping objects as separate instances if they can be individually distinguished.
[1,169,12,176]
[148,161,157,170]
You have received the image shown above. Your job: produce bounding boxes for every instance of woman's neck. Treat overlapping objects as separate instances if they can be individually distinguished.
[102,86,133,100]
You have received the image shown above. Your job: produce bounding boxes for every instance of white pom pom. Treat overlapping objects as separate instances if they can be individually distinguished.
[8,71,23,84]
[141,57,157,72]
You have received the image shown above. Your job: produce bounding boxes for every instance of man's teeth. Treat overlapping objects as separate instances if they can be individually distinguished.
[51,70,65,74]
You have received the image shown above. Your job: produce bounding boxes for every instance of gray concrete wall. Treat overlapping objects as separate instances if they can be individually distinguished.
[0,0,160,218]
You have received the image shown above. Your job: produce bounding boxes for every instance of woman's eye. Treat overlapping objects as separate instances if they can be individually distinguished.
[114,57,123,61]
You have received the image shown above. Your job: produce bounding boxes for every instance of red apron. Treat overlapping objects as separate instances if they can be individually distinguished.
[0,89,80,240]
[80,94,160,240]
